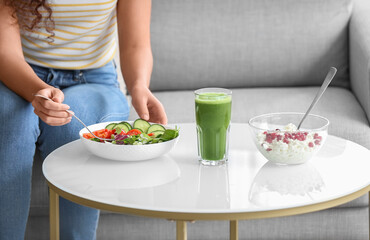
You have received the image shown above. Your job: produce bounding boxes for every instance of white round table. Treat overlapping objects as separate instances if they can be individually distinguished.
[43,123,370,240]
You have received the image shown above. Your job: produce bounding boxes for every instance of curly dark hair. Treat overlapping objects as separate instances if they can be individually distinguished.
[4,0,54,39]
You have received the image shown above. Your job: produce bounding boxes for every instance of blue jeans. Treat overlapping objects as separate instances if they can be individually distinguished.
[0,61,130,240]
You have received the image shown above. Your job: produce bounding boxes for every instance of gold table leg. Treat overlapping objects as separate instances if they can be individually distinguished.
[49,187,60,240]
[230,220,238,240]
[176,220,187,240]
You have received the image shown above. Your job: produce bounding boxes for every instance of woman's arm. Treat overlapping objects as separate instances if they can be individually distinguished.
[116,0,167,124]
[0,3,71,126]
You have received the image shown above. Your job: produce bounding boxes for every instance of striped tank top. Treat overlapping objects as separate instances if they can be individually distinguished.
[21,0,117,70]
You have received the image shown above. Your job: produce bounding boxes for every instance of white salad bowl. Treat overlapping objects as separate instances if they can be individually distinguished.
[248,112,329,165]
[79,121,179,161]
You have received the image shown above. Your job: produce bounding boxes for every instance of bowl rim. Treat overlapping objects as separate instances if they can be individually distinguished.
[248,112,330,132]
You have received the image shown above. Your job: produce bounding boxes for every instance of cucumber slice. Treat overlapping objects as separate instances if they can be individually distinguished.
[133,119,151,133]
[105,123,117,130]
[147,124,166,133]
[121,121,132,130]
[114,123,130,133]
[117,121,132,131]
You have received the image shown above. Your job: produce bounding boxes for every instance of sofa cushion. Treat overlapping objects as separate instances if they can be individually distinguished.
[149,0,351,91]
[131,87,370,149]
[350,0,370,122]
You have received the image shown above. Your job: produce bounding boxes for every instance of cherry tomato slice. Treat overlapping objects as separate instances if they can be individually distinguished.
[127,129,141,136]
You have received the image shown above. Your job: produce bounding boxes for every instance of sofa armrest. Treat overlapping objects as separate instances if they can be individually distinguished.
[350,0,370,123]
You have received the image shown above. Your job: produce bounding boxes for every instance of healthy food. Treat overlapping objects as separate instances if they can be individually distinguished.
[256,123,326,164]
[83,119,179,145]
[195,92,231,160]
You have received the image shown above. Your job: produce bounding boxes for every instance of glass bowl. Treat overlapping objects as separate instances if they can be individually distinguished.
[248,112,329,165]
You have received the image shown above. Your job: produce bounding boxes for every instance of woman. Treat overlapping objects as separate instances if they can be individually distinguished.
[0,0,167,239]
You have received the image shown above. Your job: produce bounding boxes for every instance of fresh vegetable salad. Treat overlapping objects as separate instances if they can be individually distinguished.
[83,119,179,145]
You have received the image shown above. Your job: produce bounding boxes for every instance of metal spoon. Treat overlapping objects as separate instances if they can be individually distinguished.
[34,94,113,141]
[297,67,337,130]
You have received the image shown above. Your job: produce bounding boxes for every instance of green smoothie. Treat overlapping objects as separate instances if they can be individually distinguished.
[195,92,232,161]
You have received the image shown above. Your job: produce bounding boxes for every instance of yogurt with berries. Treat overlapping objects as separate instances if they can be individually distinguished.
[256,123,326,164]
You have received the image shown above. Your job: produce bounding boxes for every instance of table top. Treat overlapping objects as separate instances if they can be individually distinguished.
[43,123,370,220]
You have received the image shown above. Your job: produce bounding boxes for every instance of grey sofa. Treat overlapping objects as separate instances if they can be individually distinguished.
[27,0,370,239]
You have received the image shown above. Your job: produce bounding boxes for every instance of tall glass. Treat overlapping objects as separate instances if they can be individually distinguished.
[195,88,232,165]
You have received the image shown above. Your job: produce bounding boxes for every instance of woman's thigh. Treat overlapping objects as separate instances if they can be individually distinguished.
[0,80,39,179]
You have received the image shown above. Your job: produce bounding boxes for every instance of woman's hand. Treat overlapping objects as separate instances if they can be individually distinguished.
[31,87,72,126]
[130,86,167,125]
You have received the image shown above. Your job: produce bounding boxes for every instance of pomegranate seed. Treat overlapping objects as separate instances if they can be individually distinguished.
[295,132,300,139]
[314,140,321,145]
[271,133,277,140]
[308,142,314,148]
[265,135,273,143]
[295,132,306,141]
[263,131,267,134]
[266,148,272,151]
[276,135,282,141]
[284,133,292,139]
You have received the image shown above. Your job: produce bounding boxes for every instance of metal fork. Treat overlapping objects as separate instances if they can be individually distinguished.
[34,94,113,141]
